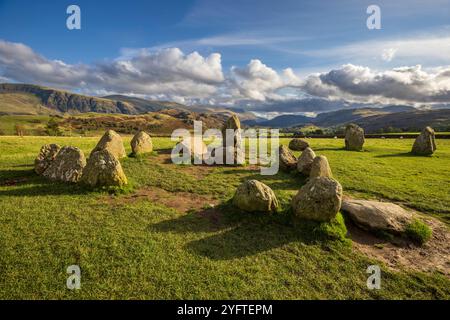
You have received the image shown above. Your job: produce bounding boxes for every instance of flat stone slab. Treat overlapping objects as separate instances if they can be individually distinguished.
[342,199,413,234]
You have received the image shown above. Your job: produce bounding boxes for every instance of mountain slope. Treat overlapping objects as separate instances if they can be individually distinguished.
[0,83,136,114]
[314,106,415,127]
[244,114,313,127]
[356,109,450,132]
[103,94,186,113]
[0,83,252,120]
[243,105,449,132]
[243,106,417,128]
[0,92,58,115]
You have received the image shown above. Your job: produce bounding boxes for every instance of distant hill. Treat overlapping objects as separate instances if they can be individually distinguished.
[0,84,257,121]
[0,92,58,115]
[242,106,408,128]
[244,114,313,127]
[243,105,449,132]
[313,105,415,127]
[355,109,450,133]
[103,94,187,113]
[0,83,137,114]
[2,83,448,133]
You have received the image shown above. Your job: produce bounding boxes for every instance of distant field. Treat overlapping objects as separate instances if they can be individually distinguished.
[0,136,449,299]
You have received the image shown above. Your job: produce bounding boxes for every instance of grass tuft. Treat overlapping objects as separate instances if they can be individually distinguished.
[294,212,351,245]
[405,219,432,245]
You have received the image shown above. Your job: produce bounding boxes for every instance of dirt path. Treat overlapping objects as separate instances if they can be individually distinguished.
[348,214,450,276]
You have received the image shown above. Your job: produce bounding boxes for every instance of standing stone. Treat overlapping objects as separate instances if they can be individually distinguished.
[341,199,413,234]
[289,138,309,151]
[344,123,365,151]
[279,145,297,171]
[176,137,209,163]
[291,177,343,222]
[131,131,153,155]
[222,114,242,164]
[92,130,126,159]
[42,146,86,183]
[81,149,128,187]
[309,155,332,178]
[232,180,279,213]
[34,144,61,175]
[297,147,316,175]
[411,126,437,155]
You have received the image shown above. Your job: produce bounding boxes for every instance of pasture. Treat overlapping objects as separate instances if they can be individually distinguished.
[0,136,449,299]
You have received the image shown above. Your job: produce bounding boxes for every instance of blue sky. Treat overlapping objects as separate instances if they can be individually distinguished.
[1,0,450,111]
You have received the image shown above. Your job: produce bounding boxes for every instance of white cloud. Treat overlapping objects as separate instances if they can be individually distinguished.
[0,40,224,100]
[303,64,450,104]
[229,59,301,101]
[2,40,450,109]
[147,33,307,51]
[0,40,89,88]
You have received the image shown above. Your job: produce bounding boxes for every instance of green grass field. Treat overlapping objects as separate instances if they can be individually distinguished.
[0,136,449,299]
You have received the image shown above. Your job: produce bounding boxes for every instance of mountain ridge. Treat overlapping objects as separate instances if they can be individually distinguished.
[1,83,450,133]
[0,83,137,114]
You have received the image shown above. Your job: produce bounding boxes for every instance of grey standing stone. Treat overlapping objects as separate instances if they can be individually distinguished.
[42,146,86,183]
[35,144,61,175]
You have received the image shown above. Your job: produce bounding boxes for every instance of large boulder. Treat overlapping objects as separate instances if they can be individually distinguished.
[42,146,86,183]
[309,155,332,178]
[81,149,128,187]
[345,123,365,151]
[131,131,153,155]
[279,145,297,171]
[297,147,316,175]
[341,199,413,234]
[232,180,279,213]
[411,126,436,155]
[291,177,343,222]
[92,130,126,159]
[34,144,61,175]
[289,138,309,151]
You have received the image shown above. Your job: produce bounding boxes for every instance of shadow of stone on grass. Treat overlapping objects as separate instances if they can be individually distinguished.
[149,201,342,260]
[374,152,423,158]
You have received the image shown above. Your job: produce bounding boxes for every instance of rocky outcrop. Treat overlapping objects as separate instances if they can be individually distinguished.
[0,83,136,114]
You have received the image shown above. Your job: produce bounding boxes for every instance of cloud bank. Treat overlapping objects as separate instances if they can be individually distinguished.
[303,64,450,104]
[2,40,450,110]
